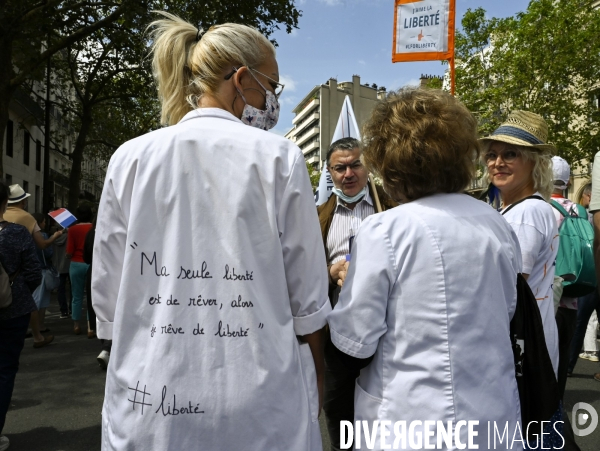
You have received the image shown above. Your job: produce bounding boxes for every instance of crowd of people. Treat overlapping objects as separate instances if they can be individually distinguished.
[1,11,599,451]
[0,186,112,451]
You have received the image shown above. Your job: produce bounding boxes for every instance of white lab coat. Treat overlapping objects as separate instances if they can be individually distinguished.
[328,194,523,451]
[92,108,330,450]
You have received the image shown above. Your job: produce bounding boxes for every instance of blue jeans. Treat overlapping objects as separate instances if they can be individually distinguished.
[0,313,30,434]
[70,262,89,321]
[568,290,600,373]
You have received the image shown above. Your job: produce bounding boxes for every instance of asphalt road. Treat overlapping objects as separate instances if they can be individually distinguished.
[3,297,599,450]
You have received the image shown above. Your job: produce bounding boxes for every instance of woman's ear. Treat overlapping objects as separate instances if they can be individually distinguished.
[232,66,250,92]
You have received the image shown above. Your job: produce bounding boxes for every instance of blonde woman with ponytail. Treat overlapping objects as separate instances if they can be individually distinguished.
[92,12,329,451]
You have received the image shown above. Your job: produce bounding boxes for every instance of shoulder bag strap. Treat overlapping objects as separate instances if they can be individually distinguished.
[549,199,570,218]
[501,195,545,216]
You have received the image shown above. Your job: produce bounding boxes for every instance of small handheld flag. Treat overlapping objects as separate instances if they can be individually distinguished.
[48,208,77,228]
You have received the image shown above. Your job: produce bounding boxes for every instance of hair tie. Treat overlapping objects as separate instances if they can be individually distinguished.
[196,28,203,42]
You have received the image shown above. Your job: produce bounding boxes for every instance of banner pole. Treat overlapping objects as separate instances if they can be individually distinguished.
[450,57,456,96]
[369,176,383,213]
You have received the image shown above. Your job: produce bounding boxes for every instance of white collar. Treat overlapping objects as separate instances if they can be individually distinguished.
[179,108,243,125]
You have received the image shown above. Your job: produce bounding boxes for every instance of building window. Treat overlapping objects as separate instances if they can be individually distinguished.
[23,180,29,196]
[5,174,12,185]
[6,120,13,157]
[591,89,600,123]
[35,185,40,213]
[54,159,58,169]
[36,140,41,171]
[23,131,30,165]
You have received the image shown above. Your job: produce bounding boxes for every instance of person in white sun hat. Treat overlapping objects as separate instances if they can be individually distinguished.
[482,110,563,449]
[4,184,60,349]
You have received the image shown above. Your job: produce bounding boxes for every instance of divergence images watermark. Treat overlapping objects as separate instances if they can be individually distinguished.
[572,402,598,437]
[339,412,598,450]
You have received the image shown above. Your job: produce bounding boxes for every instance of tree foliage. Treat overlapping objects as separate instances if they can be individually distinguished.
[1,0,301,183]
[0,0,137,176]
[306,161,320,191]
[455,0,600,167]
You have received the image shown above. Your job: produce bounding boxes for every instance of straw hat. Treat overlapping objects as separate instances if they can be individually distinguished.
[7,184,31,204]
[480,110,556,153]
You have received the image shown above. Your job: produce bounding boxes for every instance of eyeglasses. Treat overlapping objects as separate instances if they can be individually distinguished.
[224,67,285,98]
[330,161,364,174]
[484,149,520,165]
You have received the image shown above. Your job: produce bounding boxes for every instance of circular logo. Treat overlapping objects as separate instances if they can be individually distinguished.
[572,402,598,437]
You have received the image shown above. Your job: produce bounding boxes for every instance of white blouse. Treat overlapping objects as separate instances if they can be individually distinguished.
[502,194,559,376]
[92,108,330,450]
[328,193,522,450]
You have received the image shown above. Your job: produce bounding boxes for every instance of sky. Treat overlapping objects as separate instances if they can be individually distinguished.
[269,0,530,136]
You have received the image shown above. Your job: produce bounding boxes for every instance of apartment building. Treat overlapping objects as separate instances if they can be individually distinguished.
[285,75,387,170]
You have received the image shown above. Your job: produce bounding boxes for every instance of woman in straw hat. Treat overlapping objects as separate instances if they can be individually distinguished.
[481,110,562,447]
[91,11,328,451]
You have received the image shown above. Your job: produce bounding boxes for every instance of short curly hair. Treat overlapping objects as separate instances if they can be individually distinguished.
[362,88,480,202]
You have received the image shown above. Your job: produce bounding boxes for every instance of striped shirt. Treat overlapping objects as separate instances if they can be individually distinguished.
[326,190,375,265]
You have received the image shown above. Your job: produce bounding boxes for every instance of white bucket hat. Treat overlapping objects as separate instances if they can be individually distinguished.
[7,184,31,204]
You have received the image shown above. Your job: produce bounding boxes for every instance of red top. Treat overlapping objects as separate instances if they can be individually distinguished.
[66,223,93,263]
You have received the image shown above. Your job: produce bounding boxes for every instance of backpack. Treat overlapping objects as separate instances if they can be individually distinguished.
[550,200,596,297]
[0,222,15,309]
[511,274,560,440]
[0,262,13,309]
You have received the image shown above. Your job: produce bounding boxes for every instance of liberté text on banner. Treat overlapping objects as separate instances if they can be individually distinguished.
[392,0,455,63]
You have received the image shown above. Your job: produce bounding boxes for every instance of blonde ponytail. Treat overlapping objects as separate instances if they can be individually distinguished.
[149,11,275,126]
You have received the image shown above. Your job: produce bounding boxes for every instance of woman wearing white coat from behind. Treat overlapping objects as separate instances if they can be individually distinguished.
[92,12,329,451]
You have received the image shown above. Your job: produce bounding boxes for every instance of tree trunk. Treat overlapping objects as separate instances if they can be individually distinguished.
[67,109,93,211]
[0,38,15,178]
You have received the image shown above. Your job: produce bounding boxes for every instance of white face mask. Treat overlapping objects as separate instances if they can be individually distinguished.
[332,186,368,204]
[237,71,280,131]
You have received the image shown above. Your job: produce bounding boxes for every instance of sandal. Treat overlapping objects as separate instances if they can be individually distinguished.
[594,373,600,382]
[33,335,54,349]
[87,330,96,339]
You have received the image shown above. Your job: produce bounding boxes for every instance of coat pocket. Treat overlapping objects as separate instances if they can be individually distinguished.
[353,379,383,424]
[299,342,319,423]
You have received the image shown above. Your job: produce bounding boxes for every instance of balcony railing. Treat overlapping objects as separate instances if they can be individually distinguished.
[296,127,319,147]
[293,99,320,124]
[301,139,320,155]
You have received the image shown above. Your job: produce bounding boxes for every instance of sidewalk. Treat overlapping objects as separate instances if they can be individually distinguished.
[2,295,599,450]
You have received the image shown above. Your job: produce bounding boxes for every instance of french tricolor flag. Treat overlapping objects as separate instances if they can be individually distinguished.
[48,208,78,228]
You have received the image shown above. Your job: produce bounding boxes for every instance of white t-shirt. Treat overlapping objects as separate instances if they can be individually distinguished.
[328,193,522,449]
[502,193,559,376]
[92,109,329,451]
